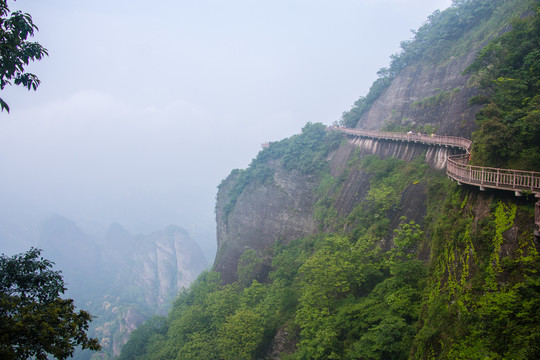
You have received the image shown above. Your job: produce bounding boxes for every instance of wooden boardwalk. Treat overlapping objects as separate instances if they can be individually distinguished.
[446,154,540,194]
[340,128,472,152]
[338,127,540,235]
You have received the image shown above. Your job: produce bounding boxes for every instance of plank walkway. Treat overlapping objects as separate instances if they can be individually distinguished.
[340,128,472,152]
[338,127,540,235]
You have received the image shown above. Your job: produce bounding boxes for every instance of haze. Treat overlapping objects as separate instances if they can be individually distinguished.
[0,0,452,255]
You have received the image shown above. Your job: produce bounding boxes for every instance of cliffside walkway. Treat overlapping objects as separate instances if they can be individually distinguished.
[340,128,473,152]
[339,127,540,236]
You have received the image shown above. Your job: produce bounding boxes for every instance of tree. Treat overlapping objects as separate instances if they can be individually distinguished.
[217,309,264,360]
[117,316,167,360]
[0,248,101,360]
[0,0,48,112]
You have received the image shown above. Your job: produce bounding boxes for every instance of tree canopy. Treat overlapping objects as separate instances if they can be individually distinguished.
[0,0,48,112]
[466,4,540,170]
[0,248,100,360]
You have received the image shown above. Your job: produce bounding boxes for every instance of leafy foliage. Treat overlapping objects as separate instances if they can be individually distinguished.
[466,5,540,169]
[117,316,167,360]
[0,0,48,112]
[412,190,540,359]
[218,309,264,360]
[236,249,264,287]
[0,248,100,360]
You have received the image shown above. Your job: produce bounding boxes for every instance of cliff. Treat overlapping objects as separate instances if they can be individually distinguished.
[357,52,482,137]
[214,160,319,283]
[95,225,207,357]
[129,225,208,310]
[37,216,207,358]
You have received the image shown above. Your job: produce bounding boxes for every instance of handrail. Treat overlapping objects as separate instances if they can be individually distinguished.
[447,154,540,193]
[339,128,472,153]
[339,126,540,232]
[338,127,540,194]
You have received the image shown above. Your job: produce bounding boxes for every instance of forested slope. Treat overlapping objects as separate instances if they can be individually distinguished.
[118,1,540,359]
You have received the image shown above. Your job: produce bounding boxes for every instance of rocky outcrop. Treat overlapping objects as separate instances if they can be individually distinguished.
[213,44,485,286]
[109,306,146,356]
[36,216,208,358]
[92,225,208,356]
[215,160,319,283]
[357,53,482,138]
[131,226,208,310]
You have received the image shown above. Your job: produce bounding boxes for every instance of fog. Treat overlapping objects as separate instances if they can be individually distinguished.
[0,0,452,255]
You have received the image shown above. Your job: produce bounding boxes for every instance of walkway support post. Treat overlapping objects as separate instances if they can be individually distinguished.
[535,200,540,239]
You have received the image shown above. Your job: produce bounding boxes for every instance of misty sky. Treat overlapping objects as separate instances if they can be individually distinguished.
[0,0,452,250]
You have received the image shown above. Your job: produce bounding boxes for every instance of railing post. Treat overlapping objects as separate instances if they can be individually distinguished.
[481,168,484,185]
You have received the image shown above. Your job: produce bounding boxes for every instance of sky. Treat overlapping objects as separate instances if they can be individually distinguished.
[0,0,452,255]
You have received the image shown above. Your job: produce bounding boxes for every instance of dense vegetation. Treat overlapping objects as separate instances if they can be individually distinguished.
[121,155,436,360]
[122,153,539,359]
[412,187,539,359]
[466,4,540,170]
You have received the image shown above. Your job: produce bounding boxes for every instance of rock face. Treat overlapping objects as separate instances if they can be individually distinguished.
[356,53,482,138]
[36,215,208,358]
[129,226,208,310]
[214,129,466,284]
[94,225,207,356]
[215,160,319,283]
[111,306,147,355]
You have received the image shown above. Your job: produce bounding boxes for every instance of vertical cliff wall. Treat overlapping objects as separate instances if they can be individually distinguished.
[215,160,319,284]
[37,216,208,358]
[129,226,208,310]
[356,53,482,137]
